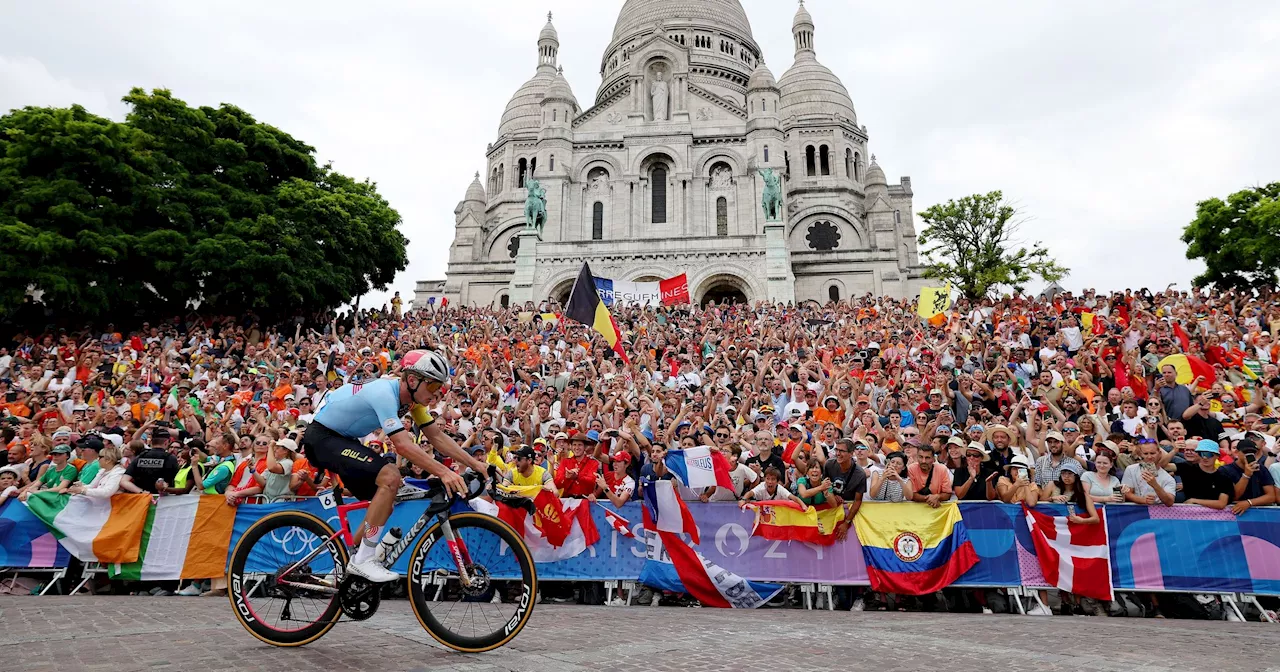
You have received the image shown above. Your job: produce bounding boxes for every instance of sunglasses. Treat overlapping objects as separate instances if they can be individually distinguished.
[715,433,730,439]
[901,432,920,438]
[1063,428,1080,433]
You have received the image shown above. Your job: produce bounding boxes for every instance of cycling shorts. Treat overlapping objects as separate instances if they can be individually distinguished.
[302,422,394,501]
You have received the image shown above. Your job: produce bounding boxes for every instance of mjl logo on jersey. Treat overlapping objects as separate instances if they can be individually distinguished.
[341,448,374,463]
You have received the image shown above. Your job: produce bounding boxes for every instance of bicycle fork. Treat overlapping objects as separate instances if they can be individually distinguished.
[441,520,475,587]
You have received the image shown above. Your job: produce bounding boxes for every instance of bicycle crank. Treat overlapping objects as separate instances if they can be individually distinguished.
[338,576,381,621]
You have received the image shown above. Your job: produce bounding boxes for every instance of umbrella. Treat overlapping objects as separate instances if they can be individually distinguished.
[1157,354,1215,388]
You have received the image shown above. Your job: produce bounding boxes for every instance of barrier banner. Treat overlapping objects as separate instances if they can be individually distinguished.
[11,494,1280,597]
[1106,504,1280,595]
[0,500,71,569]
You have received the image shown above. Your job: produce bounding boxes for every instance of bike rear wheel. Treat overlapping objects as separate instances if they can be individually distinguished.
[407,512,537,652]
[227,510,348,647]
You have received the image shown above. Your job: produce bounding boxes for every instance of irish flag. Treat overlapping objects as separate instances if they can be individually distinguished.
[109,495,238,580]
[24,492,152,564]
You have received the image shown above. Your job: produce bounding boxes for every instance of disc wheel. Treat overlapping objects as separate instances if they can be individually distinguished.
[227,510,347,647]
[406,512,537,652]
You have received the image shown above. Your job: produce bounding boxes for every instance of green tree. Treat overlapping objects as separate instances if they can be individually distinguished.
[916,191,1068,300]
[1181,183,1280,291]
[0,88,407,320]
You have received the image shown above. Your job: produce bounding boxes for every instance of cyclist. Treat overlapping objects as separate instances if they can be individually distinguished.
[303,349,487,583]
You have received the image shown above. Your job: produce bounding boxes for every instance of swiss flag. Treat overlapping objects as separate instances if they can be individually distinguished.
[1022,505,1113,602]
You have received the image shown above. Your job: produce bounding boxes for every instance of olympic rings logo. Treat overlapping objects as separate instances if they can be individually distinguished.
[270,526,323,557]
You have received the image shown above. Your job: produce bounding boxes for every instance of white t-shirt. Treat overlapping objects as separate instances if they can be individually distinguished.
[749,482,794,501]
[710,464,758,501]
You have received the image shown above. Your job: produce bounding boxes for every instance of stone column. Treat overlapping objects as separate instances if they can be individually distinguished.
[764,217,796,305]
[508,229,541,304]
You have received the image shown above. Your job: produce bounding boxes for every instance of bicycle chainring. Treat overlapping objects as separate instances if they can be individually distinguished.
[338,576,381,621]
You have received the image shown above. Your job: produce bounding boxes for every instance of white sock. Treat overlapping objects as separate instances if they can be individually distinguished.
[352,524,382,564]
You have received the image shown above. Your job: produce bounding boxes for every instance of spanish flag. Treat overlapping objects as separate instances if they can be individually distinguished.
[853,502,978,595]
[565,263,630,364]
[746,500,846,546]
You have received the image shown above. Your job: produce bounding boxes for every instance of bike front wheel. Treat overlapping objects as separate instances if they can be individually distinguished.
[406,512,537,652]
[227,510,348,647]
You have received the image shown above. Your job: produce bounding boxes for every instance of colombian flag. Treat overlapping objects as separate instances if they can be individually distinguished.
[853,502,978,595]
[746,500,846,546]
[565,263,630,364]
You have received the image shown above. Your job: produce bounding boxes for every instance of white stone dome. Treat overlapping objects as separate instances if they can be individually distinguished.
[465,172,486,203]
[539,14,558,43]
[779,56,856,123]
[612,0,754,41]
[747,60,778,93]
[498,67,557,137]
[543,68,579,109]
[864,156,887,193]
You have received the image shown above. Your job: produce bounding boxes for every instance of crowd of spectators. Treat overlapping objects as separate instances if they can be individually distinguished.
[3,286,1279,614]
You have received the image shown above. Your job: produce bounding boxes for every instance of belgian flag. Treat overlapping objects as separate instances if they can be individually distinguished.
[565,263,630,364]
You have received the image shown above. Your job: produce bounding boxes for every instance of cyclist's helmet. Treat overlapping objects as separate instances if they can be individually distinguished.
[400,349,450,384]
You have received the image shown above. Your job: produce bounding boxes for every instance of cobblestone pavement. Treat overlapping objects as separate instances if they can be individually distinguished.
[1,596,1277,672]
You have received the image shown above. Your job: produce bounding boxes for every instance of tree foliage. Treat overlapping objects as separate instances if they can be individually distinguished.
[0,88,407,321]
[1181,183,1280,291]
[916,191,1068,300]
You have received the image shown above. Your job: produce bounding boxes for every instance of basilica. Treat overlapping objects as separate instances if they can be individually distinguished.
[418,0,927,308]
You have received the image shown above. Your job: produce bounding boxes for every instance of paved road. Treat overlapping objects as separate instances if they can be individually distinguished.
[1,596,1276,672]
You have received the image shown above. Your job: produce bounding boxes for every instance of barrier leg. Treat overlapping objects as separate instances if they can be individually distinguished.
[821,584,834,611]
[1221,593,1247,622]
[1010,588,1028,615]
[623,580,635,606]
[800,583,813,610]
[1240,594,1276,623]
[604,580,617,604]
[37,569,66,596]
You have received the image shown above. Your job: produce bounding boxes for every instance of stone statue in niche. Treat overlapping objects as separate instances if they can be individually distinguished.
[709,165,732,190]
[651,69,669,121]
[587,168,607,193]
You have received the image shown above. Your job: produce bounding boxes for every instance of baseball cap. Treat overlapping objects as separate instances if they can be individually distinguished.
[51,444,73,455]
[513,445,536,460]
[274,438,299,453]
[611,451,632,463]
[76,435,105,452]
[553,432,569,441]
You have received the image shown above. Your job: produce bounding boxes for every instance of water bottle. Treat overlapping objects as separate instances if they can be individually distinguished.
[375,527,402,565]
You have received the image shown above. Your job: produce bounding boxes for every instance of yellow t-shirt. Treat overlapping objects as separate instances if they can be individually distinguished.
[511,464,548,489]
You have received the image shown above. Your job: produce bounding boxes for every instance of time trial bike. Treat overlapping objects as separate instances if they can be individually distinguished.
[226,470,537,652]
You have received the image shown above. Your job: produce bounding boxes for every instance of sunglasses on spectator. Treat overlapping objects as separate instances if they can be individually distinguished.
[1063,428,1079,433]
[715,432,730,439]
[901,431,919,437]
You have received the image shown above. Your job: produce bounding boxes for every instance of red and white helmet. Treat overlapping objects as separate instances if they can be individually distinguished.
[400,349,450,384]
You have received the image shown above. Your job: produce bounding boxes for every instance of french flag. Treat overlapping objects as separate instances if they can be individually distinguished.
[642,480,701,544]
[640,484,781,609]
[1022,505,1113,602]
[664,447,734,492]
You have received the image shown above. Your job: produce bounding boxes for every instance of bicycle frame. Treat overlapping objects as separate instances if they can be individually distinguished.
[273,493,475,593]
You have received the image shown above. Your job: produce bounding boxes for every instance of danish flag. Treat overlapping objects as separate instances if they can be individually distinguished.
[1022,505,1113,601]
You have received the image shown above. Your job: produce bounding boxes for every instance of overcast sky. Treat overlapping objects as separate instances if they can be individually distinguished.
[3,0,1278,307]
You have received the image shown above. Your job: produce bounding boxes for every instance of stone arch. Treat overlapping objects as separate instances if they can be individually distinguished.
[790,215,864,252]
[485,219,527,260]
[633,145,684,175]
[546,276,577,305]
[823,278,847,304]
[694,272,752,306]
[787,204,868,242]
[573,153,623,182]
[692,148,746,177]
